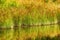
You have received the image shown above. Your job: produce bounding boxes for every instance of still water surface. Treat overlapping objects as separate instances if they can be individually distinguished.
[0,24,60,40]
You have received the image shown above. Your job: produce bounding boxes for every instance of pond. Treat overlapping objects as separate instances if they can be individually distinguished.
[0,24,60,40]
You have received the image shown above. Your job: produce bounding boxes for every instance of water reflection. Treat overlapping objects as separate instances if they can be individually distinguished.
[0,28,13,40]
[0,24,60,40]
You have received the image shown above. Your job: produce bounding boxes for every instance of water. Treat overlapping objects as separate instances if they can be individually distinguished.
[0,24,60,40]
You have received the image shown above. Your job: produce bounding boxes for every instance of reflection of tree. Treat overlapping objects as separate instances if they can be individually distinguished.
[0,28,6,40]
[0,29,4,36]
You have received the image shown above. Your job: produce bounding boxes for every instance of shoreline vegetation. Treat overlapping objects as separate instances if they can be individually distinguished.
[0,0,60,40]
[0,0,60,28]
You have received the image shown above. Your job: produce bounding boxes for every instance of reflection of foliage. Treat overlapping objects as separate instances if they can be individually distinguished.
[51,36,57,40]
[26,37,33,40]
[35,36,41,40]
[0,29,4,35]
